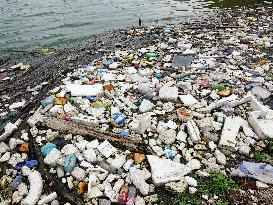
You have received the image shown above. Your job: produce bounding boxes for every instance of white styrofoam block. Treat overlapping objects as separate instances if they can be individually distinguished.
[179,94,198,106]
[186,120,201,143]
[219,116,243,149]
[66,84,103,97]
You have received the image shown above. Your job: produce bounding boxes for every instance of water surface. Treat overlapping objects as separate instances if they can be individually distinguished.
[0,0,261,56]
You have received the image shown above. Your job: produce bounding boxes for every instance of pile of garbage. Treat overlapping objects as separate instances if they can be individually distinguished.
[1,4,273,205]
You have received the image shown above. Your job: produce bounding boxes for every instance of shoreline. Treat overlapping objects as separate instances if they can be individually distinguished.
[1,2,273,205]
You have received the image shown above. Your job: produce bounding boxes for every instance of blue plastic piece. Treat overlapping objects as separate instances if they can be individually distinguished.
[154,72,162,79]
[52,140,71,148]
[97,68,109,73]
[246,83,256,90]
[120,129,130,137]
[164,28,171,33]
[87,96,97,102]
[41,143,57,157]
[10,176,23,190]
[164,147,176,159]
[41,96,55,107]
[64,154,77,173]
[102,60,113,66]
[15,160,38,170]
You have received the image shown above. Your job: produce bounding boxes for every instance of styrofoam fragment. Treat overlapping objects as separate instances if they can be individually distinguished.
[248,111,273,139]
[97,140,116,158]
[119,96,138,110]
[179,94,198,106]
[38,192,57,205]
[21,167,43,205]
[219,116,243,149]
[66,84,103,97]
[0,121,20,141]
[186,120,201,143]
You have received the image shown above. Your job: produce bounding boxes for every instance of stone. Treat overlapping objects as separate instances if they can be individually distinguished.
[214,150,227,165]
[238,143,251,155]
[135,196,146,205]
[176,131,187,142]
[185,176,198,187]
[130,167,151,195]
[186,159,201,171]
[99,199,111,205]
[179,94,198,106]
[97,140,117,158]
[165,178,188,194]
[208,141,217,151]
[147,155,191,185]
[159,86,178,101]
[71,167,86,181]
[158,129,176,144]
[139,99,155,113]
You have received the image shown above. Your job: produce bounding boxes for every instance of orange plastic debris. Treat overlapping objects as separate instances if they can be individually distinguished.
[19,143,29,153]
[77,182,88,194]
[133,153,145,164]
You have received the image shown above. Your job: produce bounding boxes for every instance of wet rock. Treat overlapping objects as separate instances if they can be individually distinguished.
[172,55,193,67]
[165,178,188,194]
[158,129,176,144]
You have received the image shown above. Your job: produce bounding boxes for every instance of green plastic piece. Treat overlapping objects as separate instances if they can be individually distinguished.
[145,52,158,58]
[212,83,226,90]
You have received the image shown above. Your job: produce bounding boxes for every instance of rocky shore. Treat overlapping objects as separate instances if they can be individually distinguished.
[0,2,273,205]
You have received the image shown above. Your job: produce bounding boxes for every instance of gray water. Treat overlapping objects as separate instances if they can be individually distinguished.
[0,0,260,55]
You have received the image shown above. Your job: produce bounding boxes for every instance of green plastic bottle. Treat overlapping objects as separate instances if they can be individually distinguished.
[145,52,158,58]
[212,83,225,90]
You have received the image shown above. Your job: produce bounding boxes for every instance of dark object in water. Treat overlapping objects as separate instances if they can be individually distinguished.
[172,55,193,67]
[139,18,142,26]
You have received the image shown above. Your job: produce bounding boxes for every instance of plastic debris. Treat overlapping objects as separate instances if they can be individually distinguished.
[231,161,273,184]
